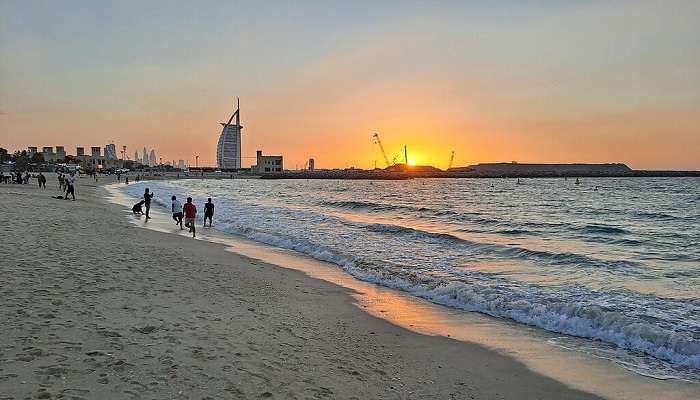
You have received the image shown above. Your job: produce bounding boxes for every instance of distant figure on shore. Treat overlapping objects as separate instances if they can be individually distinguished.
[136,174,140,182]
[203,198,214,227]
[143,188,154,220]
[58,174,65,190]
[64,172,76,201]
[575,178,581,185]
[125,176,129,184]
[117,173,121,183]
[132,200,145,214]
[37,172,46,189]
[183,197,197,237]
[23,172,30,184]
[171,195,184,229]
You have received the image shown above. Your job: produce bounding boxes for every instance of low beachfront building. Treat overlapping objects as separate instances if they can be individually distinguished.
[252,150,283,173]
[27,145,120,170]
[28,146,67,162]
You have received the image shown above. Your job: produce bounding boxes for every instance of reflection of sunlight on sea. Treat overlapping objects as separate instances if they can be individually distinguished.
[109,177,700,379]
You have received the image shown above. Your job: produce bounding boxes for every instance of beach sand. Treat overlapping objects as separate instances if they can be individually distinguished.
[1,178,604,399]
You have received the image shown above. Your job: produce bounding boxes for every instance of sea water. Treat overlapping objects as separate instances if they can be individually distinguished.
[120,177,700,380]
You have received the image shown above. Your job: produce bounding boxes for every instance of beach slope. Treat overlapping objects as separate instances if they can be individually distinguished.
[0,181,600,399]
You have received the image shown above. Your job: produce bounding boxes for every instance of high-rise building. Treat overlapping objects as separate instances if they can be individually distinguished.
[308,158,315,171]
[149,149,156,166]
[134,151,140,163]
[104,143,117,160]
[217,98,242,169]
[178,160,185,169]
[142,147,148,166]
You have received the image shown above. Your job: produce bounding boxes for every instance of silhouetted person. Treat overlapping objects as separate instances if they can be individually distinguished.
[37,172,46,189]
[203,198,214,227]
[132,200,145,214]
[143,188,154,220]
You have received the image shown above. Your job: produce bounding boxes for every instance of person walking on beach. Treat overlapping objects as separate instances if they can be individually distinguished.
[183,197,197,237]
[171,195,184,229]
[58,173,65,190]
[125,176,129,184]
[64,172,76,201]
[203,198,214,227]
[143,188,154,220]
[37,172,46,189]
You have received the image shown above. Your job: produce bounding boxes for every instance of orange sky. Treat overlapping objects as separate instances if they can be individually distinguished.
[1,1,699,170]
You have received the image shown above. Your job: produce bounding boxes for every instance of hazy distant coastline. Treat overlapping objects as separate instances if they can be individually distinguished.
[260,163,700,180]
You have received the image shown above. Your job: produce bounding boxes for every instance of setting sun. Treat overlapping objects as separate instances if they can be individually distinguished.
[407,159,416,166]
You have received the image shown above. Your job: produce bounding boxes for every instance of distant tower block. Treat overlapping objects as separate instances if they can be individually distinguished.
[308,158,315,171]
[104,143,117,160]
[217,98,242,169]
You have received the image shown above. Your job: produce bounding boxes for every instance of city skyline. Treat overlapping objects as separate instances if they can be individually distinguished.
[1,1,699,170]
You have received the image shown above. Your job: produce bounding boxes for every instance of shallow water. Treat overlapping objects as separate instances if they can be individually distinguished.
[120,177,700,380]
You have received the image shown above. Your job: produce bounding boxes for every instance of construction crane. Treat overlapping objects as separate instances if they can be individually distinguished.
[448,151,455,170]
[372,133,390,167]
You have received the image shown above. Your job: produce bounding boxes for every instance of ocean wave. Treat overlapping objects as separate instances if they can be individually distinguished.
[360,221,641,273]
[321,199,436,215]
[633,211,679,220]
[209,219,700,370]
[577,224,630,235]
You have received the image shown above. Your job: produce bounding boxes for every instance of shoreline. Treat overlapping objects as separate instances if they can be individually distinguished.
[1,177,697,399]
[108,179,700,399]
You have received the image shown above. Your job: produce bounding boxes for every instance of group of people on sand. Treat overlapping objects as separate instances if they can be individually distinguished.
[132,187,214,238]
[0,171,31,184]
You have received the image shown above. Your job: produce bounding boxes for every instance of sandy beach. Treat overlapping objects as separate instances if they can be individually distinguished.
[3,176,693,399]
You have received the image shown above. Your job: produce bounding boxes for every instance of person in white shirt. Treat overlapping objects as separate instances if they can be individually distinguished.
[171,195,183,229]
[64,172,77,201]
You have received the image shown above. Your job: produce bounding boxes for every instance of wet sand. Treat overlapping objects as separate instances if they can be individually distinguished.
[0,177,622,399]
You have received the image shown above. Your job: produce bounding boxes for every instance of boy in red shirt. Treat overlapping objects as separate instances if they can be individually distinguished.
[183,197,197,237]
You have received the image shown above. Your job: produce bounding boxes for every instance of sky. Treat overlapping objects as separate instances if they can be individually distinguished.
[1,0,699,170]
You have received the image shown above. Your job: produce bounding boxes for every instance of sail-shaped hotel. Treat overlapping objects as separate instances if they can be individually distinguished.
[217,99,242,169]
